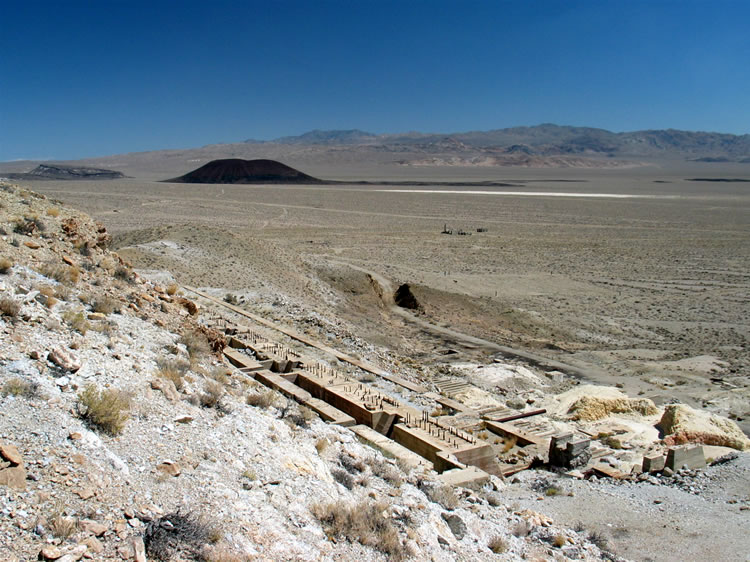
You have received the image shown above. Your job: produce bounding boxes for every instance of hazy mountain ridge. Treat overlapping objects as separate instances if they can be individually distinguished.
[262,124,750,160]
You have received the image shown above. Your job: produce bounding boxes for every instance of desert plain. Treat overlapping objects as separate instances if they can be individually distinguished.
[19,158,750,431]
[3,149,750,560]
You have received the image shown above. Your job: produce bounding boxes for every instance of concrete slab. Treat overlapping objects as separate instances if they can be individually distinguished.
[437,466,491,489]
[350,425,432,471]
[303,397,356,427]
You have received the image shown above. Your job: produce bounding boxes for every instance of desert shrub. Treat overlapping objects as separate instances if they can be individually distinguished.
[287,405,315,427]
[424,484,459,510]
[357,373,376,383]
[603,436,623,449]
[48,502,78,539]
[63,309,90,334]
[166,283,178,296]
[484,491,502,507]
[76,385,131,435]
[199,380,224,409]
[180,330,210,359]
[0,297,21,318]
[340,453,366,474]
[14,215,45,235]
[512,520,531,537]
[315,438,330,454]
[246,390,276,409]
[312,500,406,560]
[114,265,135,283]
[0,258,12,274]
[2,377,40,398]
[54,284,71,301]
[156,359,189,391]
[552,534,567,548]
[38,263,80,285]
[211,367,230,385]
[92,295,120,314]
[544,485,561,496]
[10,238,20,247]
[367,458,403,487]
[332,468,355,490]
[223,294,238,305]
[46,207,60,217]
[143,511,220,561]
[488,535,507,553]
[588,529,609,550]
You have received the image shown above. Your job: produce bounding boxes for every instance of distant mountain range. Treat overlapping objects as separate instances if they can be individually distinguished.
[248,124,750,161]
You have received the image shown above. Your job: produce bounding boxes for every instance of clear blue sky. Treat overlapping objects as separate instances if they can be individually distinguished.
[1,0,748,160]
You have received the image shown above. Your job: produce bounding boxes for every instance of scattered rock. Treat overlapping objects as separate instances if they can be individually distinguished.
[0,443,23,465]
[441,512,466,540]
[151,378,179,402]
[48,346,81,373]
[80,519,108,537]
[156,460,181,477]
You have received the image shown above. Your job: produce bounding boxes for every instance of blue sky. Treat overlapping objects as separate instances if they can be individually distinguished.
[1,0,748,160]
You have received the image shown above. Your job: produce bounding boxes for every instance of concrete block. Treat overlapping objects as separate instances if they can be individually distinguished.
[437,466,490,489]
[642,454,666,473]
[666,445,706,470]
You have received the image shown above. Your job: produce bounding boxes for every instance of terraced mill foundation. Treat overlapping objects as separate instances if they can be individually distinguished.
[188,288,552,486]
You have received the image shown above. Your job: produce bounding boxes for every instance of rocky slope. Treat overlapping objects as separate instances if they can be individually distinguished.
[0,182,616,561]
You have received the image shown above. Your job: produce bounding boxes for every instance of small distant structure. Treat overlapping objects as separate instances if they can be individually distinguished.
[477,227,488,233]
[441,223,453,235]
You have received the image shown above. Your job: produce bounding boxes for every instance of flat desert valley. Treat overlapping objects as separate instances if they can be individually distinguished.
[23,161,750,431]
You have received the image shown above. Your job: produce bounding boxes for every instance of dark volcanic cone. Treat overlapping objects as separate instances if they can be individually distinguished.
[164,158,323,184]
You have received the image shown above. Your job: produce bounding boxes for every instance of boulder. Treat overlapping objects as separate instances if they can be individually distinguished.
[659,404,750,451]
[151,378,179,402]
[441,512,466,540]
[156,460,181,477]
[0,466,27,490]
[48,346,81,373]
[0,443,23,465]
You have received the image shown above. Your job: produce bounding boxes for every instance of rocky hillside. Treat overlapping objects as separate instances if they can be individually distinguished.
[0,182,614,561]
[4,164,126,181]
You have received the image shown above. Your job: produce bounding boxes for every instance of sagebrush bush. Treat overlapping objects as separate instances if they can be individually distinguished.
[331,469,355,490]
[0,258,12,274]
[246,390,276,408]
[180,330,210,359]
[425,484,459,510]
[166,283,178,296]
[199,380,224,409]
[312,500,406,560]
[63,309,90,334]
[0,297,21,318]
[2,377,40,398]
[92,295,120,314]
[367,458,403,487]
[77,385,131,435]
[144,511,220,561]
[46,207,61,217]
[156,359,189,391]
[489,535,507,553]
[113,265,135,283]
[38,263,80,284]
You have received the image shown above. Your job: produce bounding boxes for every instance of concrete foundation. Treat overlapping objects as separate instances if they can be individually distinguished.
[666,445,706,471]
